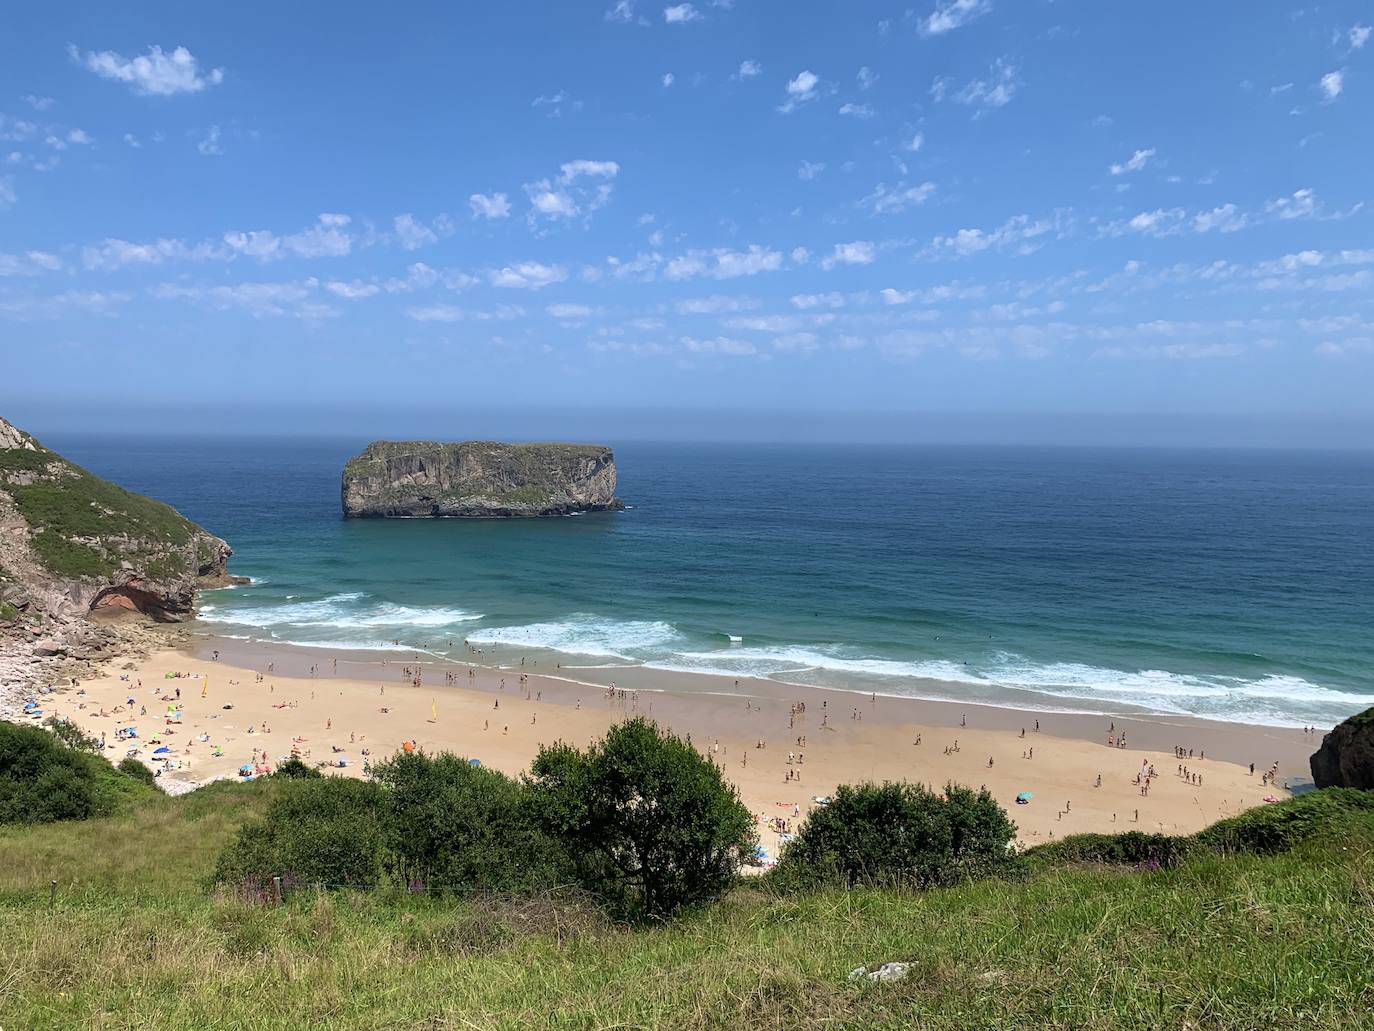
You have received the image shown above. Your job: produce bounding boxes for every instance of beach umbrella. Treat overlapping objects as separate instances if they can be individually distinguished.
[1016,791,1033,804]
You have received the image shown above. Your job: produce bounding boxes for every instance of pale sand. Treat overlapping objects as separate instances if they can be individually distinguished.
[37,633,1316,856]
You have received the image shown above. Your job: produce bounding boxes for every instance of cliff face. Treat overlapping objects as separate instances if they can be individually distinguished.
[0,416,233,623]
[1311,707,1374,790]
[342,440,624,518]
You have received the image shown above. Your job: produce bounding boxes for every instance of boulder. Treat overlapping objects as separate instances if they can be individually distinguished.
[1310,707,1374,790]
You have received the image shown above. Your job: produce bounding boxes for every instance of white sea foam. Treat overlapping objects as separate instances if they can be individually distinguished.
[466,617,683,661]
[200,592,481,632]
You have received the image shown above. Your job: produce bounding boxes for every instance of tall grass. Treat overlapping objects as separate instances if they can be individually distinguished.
[1,783,1372,1029]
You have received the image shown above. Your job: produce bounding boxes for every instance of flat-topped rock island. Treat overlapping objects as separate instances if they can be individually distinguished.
[341,440,625,518]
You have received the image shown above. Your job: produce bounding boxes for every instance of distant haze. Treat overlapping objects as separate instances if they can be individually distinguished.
[7,401,1374,451]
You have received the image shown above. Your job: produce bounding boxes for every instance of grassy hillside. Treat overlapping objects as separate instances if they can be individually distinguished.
[1,783,1371,1029]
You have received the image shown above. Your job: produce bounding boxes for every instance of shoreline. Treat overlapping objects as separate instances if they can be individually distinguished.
[33,624,1316,857]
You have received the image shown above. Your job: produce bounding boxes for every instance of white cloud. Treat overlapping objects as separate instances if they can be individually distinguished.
[123,133,141,148]
[822,240,876,269]
[862,181,937,214]
[223,213,353,262]
[1265,188,1318,220]
[724,314,802,333]
[905,132,925,152]
[666,245,783,280]
[663,4,701,23]
[406,303,465,322]
[681,335,756,355]
[532,91,581,118]
[920,0,992,36]
[839,102,874,119]
[662,72,675,87]
[469,192,511,219]
[737,60,762,79]
[930,213,1055,255]
[69,43,224,96]
[149,279,330,319]
[1192,204,1248,234]
[675,295,758,314]
[325,280,380,299]
[196,125,222,156]
[1124,208,1187,236]
[548,303,595,318]
[83,237,211,270]
[1320,70,1344,100]
[489,262,568,289]
[791,292,848,310]
[560,159,620,182]
[880,288,915,305]
[952,58,1019,111]
[605,1,642,24]
[1350,25,1371,50]
[1109,147,1155,175]
[394,213,438,250]
[525,181,578,219]
[798,160,826,181]
[66,128,92,145]
[857,66,878,90]
[778,70,820,113]
[0,250,62,276]
[22,95,55,111]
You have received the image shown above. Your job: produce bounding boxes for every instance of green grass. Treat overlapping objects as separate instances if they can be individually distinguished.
[1,785,1372,1029]
[0,600,18,622]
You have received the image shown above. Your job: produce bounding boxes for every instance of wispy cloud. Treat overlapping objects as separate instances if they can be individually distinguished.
[1109,148,1155,175]
[68,43,223,96]
[919,0,992,37]
[663,4,702,24]
[778,70,821,113]
[469,192,511,219]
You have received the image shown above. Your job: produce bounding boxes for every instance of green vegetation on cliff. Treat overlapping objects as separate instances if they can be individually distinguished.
[0,439,197,579]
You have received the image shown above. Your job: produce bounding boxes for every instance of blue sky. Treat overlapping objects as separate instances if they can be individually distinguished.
[2,1,1372,440]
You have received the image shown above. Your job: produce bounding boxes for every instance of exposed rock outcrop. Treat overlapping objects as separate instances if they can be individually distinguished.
[0,415,235,624]
[342,440,624,518]
[1311,707,1374,790]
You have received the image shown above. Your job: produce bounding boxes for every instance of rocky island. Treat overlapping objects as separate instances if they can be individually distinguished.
[341,440,624,518]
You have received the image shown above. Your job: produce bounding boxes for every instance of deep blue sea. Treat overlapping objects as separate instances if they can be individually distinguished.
[49,436,1374,727]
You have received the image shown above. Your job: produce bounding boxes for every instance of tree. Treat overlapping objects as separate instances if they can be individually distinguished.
[271,757,322,779]
[774,781,1016,890]
[528,718,755,921]
[214,777,387,890]
[43,715,101,753]
[371,750,564,892]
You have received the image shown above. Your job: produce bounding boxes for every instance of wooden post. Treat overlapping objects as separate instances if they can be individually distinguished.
[272,875,283,906]
[49,879,57,910]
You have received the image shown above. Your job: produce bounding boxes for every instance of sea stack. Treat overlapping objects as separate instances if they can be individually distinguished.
[341,440,625,518]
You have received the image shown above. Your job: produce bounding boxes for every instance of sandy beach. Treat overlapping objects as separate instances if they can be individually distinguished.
[31,628,1317,856]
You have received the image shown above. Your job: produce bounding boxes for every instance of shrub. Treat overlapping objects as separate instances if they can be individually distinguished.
[1023,830,1194,871]
[117,756,159,788]
[43,715,102,754]
[271,757,322,779]
[772,781,1017,891]
[1,720,155,824]
[371,750,566,893]
[528,717,755,921]
[214,777,387,891]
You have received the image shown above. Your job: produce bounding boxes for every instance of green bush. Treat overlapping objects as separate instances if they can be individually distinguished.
[214,778,387,891]
[529,717,755,921]
[771,781,1018,891]
[1,720,155,824]
[44,715,102,753]
[270,757,322,779]
[1025,788,1374,870]
[372,750,566,893]
[116,756,159,788]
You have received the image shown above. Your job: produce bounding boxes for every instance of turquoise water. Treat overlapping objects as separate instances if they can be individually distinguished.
[52,436,1374,727]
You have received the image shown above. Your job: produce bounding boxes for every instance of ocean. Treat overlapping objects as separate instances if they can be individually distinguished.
[48,435,1374,728]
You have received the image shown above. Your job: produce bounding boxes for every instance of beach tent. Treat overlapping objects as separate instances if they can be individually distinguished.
[468,758,482,767]
[1016,791,1033,804]
[153,746,171,755]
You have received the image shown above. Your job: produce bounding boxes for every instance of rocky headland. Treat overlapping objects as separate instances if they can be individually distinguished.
[1310,706,1374,791]
[341,440,624,518]
[0,415,237,716]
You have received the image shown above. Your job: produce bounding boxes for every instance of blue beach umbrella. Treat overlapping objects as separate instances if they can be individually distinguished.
[1016,791,1033,804]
